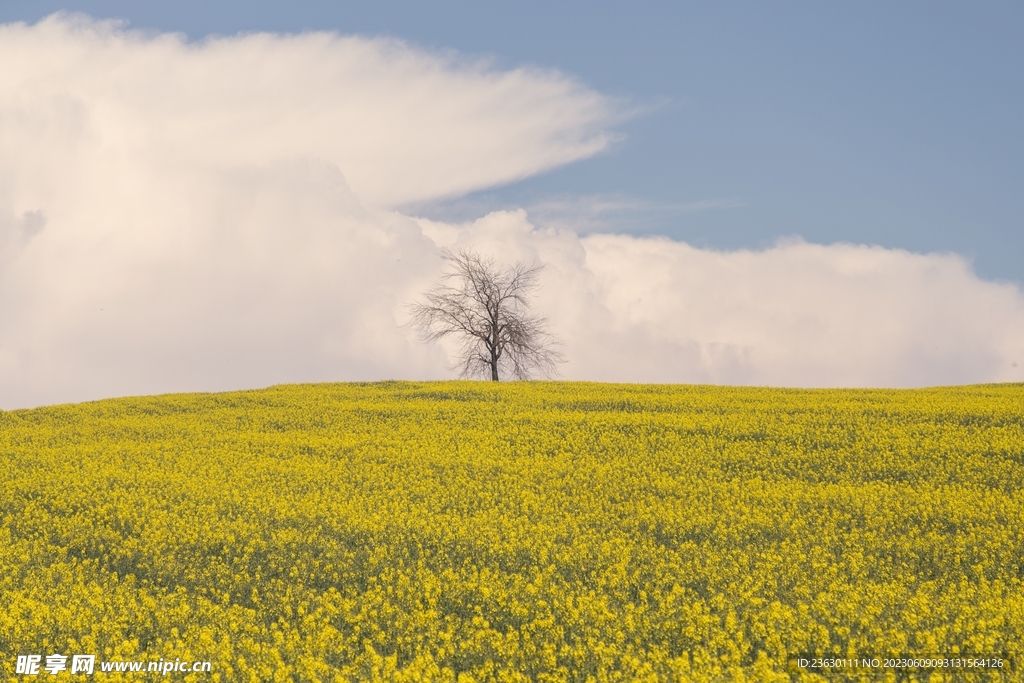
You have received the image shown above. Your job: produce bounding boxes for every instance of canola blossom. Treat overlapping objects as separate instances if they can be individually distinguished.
[1,381,1022,681]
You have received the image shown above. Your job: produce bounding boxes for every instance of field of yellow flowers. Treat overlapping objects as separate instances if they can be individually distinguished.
[1,381,1022,681]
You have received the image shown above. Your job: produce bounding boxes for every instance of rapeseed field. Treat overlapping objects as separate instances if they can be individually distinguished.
[1,381,1022,681]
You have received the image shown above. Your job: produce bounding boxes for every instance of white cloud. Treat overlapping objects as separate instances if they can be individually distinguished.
[1,15,1022,408]
[0,13,616,208]
[422,211,1024,388]
[517,194,745,235]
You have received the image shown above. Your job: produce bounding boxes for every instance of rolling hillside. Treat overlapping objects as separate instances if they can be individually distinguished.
[2,382,1022,681]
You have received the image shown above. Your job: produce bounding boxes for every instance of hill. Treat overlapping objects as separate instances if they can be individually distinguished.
[1,382,1022,680]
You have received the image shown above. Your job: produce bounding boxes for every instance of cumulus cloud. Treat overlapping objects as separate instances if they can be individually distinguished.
[1,14,1022,408]
[0,13,616,208]
[418,212,1024,388]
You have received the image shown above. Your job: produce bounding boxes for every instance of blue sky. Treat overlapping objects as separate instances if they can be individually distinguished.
[4,1,1022,283]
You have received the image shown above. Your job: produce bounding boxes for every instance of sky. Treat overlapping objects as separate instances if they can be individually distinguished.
[0,3,1022,407]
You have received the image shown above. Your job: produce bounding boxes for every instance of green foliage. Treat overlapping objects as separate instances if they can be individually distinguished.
[1,382,1022,681]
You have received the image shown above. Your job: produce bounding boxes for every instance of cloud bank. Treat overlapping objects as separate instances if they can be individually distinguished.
[1,15,1022,408]
[423,212,1024,387]
[1,13,615,208]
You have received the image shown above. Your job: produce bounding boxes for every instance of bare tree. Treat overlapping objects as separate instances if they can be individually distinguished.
[409,249,564,381]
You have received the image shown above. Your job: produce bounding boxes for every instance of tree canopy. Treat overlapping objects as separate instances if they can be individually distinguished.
[409,249,563,381]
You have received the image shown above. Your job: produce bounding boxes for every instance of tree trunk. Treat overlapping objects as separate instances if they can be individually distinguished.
[490,326,500,380]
